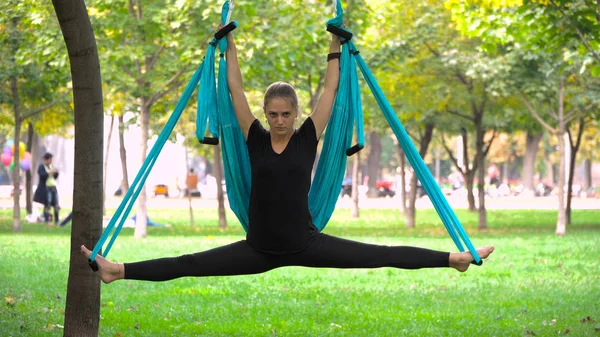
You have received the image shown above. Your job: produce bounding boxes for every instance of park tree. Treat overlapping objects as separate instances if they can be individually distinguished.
[370,0,507,229]
[52,0,104,335]
[88,0,215,238]
[0,0,71,232]
[578,118,599,193]
[446,0,600,234]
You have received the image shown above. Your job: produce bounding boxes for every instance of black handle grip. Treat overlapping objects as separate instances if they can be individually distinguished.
[199,137,219,145]
[327,25,353,41]
[88,259,98,272]
[345,144,364,156]
[214,21,238,40]
[472,260,483,266]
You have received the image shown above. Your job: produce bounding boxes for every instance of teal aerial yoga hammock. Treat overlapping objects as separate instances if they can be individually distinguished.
[195,1,360,232]
[325,0,481,264]
[89,0,482,270]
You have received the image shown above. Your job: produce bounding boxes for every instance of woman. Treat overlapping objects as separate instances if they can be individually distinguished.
[33,152,61,226]
[82,30,494,284]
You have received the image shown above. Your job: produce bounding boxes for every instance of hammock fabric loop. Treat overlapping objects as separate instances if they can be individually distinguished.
[90,0,482,267]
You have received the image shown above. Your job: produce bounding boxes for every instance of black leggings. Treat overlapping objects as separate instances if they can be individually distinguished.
[124,234,450,281]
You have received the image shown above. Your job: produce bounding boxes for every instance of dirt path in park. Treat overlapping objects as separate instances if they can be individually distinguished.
[2,195,596,211]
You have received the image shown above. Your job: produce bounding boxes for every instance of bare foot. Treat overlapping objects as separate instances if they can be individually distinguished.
[449,246,495,272]
[80,245,124,284]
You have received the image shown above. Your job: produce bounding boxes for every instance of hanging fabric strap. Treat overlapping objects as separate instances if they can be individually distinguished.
[196,1,362,232]
[89,2,238,269]
[196,1,251,231]
[308,2,364,231]
[88,65,204,269]
[325,0,482,264]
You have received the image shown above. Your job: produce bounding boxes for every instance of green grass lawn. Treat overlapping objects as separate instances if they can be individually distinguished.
[1,208,599,336]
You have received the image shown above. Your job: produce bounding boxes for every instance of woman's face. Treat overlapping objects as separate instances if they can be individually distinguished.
[264,97,297,137]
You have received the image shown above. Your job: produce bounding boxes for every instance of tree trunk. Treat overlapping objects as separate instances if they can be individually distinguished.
[458,129,477,211]
[10,17,22,233]
[11,87,22,232]
[366,131,381,198]
[556,133,567,235]
[398,146,406,214]
[351,151,360,218]
[103,114,115,216]
[465,173,476,211]
[475,121,487,230]
[583,159,592,190]
[477,157,487,229]
[52,0,104,334]
[405,123,434,228]
[134,101,150,238]
[118,114,129,194]
[405,171,418,228]
[25,122,34,215]
[555,79,566,236]
[434,150,441,183]
[523,131,542,192]
[565,118,586,225]
[214,145,227,228]
[184,147,194,226]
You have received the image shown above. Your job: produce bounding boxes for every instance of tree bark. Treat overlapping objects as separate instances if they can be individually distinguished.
[583,158,592,190]
[405,123,434,228]
[52,0,104,335]
[351,151,360,218]
[460,130,477,211]
[134,101,150,238]
[475,119,487,230]
[523,131,542,193]
[565,118,586,225]
[366,131,381,198]
[118,114,129,194]
[477,156,487,229]
[103,114,115,216]
[398,146,406,214]
[556,79,566,236]
[10,17,22,233]
[214,145,227,228]
[184,147,194,226]
[25,122,34,215]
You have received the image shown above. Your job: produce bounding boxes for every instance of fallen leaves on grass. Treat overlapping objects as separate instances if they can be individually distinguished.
[580,316,595,323]
[41,324,63,331]
[5,295,16,305]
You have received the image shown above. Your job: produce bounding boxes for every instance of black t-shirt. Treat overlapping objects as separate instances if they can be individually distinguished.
[245,117,318,253]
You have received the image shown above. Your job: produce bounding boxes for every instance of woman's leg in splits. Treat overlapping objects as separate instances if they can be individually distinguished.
[80,241,277,283]
[286,234,494,272]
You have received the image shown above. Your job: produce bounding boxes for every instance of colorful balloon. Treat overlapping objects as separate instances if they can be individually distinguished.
[1,153,11,166]
[20,157,31,171]
[19,142,26,156]
[6,140,14,148]
[22,151,31,160]
[2,146,11,154]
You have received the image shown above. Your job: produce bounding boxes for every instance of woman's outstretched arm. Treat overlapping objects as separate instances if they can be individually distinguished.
[310,35,341,140]
[225,31,256,139]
